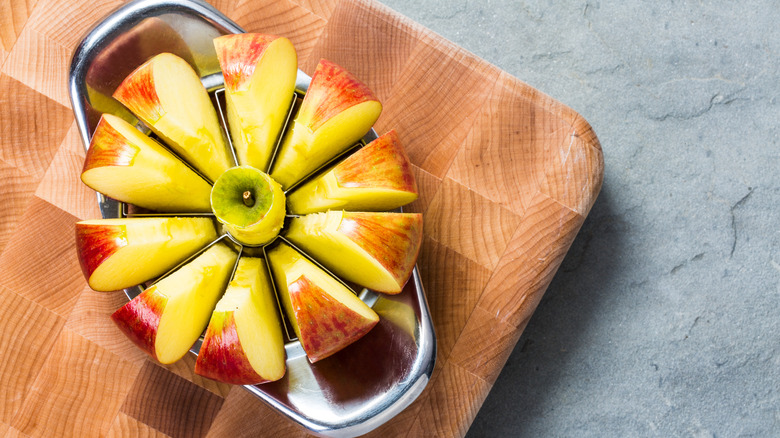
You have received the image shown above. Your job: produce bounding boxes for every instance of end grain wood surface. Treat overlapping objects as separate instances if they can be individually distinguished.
[0,0,603,436]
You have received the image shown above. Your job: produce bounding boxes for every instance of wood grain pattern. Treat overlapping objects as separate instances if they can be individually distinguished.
[65,287,150,364]
[376,35,502,179]
[35,123,102,220]
[0,0,603,435]
[408,361,491,438]
[120,362,225,438]
[0,197,85,318]
[0,158,38,254]
[418,236,492,359]
[0,421,29,438]
[0,286,64,424]
[425,177,523,270]
[403,164,440,214]
[289,0,340,21]
[205,389,309,437]
[2,27,74,108]
[25,0,124,50]
[303,0,421,101]
[106,412,171,438]
[479,193,586,328]
[11,329,141,437]
[0,0,36,63]
[0,73,72,177]
[230,0,328,67]
[449,71,604,218]
[448,305,525,385]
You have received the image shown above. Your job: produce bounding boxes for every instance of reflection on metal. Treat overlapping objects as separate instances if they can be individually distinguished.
[69,1,436,437]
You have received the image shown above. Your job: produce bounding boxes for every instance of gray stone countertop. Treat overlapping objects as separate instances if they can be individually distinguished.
[378,1,780,436]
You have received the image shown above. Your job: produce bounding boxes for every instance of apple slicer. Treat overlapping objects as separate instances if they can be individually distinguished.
[68,0,437,436]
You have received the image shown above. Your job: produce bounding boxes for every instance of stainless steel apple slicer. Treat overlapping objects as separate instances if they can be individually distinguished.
[68,0,437,436]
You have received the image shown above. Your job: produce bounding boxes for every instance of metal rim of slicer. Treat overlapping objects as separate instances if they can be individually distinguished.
[68,0,436,437]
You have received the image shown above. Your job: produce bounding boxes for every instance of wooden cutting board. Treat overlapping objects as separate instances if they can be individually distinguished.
[0,0,603,436]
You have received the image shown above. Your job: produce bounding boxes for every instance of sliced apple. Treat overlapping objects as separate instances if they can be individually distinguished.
[195,257,285,384]
[82,114,213,212]
[285,211,422,294]
[270,59,382,189]
[211,166,286,246]
[215,33,297,172]
[111,242,237,364]
[76,217,217,292]
[286,130,418,214]
[267,242,378,362]
[113,52,232,182]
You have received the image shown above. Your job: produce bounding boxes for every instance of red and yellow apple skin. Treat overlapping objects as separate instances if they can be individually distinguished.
[75,217,217,292]
[286,211,423,294]
[303,59,379,133]
[216,33,281,91]
[111,242,237,364]
[76,222,127,284]
[340,213,423,288]
[270,59,382,189]
[83,115,136,169]
[196,312,265,384]
[195,257,286,385]
[267,243,379,363]
[289,276,377,362]
[113,53,232,182]
[286,130,418,214]
[215,34,297,172]
[81,114,213,212]
[111,284,165,361]
[334,130,416,192]
[113,60,163,124]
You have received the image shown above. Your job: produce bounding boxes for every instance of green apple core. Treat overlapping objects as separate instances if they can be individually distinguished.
[210,166,286,246]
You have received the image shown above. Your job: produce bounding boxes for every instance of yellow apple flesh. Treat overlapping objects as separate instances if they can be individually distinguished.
[270,59,382,189]
[111,242,237,364]
[113,52,232,182]
[195,257,286,384]
[285,211,422,294]
[267,243,379,362]
[210,166,286,246]
[76,217,217,292]
[82,114,213,212]
[215,33,297,172]
[286,130,418,214]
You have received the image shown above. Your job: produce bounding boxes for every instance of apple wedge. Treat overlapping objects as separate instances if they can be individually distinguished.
[76,217,217,292]
[82,114,213,212]
[286,130,418,214]
[111,242,237,364]
[195,257,285,384]
[267,242,379,362]
[270,59,382,189]
[211,166,286,246]
[113,52,232,182]
[285,211,422,294]
[215,33,297,172]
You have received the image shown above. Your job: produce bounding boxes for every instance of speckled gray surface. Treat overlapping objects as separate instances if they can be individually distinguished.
[377,1,780,436]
